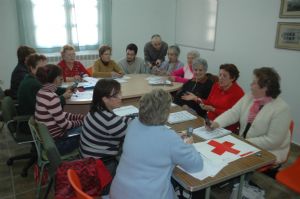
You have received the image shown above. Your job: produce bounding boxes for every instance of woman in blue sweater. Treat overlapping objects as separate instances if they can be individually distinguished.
[110,89,203,199]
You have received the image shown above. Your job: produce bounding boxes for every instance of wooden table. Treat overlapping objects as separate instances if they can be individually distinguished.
[170,116,276,199]
[64,74,183,114]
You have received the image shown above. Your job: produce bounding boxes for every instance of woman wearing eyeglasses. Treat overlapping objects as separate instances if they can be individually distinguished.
[79,79,133,180]
[58,44,89,82]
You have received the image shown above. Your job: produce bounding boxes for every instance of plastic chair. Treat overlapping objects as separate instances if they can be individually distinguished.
[34,120,79,199]
[67,169,95,199]
[1,96,35,177]
[86,66,93,76]
[28,117,50,198]
[276,156,300,193]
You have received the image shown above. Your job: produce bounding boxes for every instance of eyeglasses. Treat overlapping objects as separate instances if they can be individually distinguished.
[109,93,122,99]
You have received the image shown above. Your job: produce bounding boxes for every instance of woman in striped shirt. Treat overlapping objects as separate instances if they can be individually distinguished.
[79,79,132,177]
[35,64,84,155]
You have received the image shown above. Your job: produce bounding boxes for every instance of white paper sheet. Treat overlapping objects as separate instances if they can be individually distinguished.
[113,105,138,116]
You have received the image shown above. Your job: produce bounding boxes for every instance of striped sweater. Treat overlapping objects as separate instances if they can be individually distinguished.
[79,108,132,159]
[35,83,84,138]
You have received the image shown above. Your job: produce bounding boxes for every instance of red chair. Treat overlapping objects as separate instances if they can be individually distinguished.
[276,156,300,193]
[67,169,98,199]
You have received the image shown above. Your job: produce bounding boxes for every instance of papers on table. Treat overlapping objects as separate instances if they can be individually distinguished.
[71,90,93,100]
[167,111,197,124]
[83,76,100,85]
[113,105,139,116]
[180,135,260,180]
[146,76,172,85]
[193,126,231,140]
[77,82,95,89]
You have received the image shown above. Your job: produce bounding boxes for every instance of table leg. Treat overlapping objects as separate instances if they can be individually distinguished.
[237,174,245,199]
[205,186,211,199]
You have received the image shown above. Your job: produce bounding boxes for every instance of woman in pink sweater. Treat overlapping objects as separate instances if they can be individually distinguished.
[169,50,200,83]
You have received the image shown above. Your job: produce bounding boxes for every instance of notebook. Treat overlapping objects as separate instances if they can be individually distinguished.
[167,111,197,124]
[113,105,139,116]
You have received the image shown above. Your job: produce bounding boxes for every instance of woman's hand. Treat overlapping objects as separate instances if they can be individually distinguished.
[74,75,82,82]
[205,121,220,131]
[169,76,176,82]
[111,71,123,78]
[181,92,197,101]
[201,104,215,112]
[63,89,73,100]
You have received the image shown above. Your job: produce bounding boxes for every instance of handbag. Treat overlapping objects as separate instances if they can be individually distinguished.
[55,157,112,199]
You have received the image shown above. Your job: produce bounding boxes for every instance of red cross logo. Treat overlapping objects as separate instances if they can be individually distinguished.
[208,140,240,155]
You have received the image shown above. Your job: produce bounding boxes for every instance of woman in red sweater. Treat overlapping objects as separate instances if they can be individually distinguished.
[183,64,244,133]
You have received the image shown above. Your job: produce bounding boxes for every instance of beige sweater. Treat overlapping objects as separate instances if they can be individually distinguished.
[214,94,291,164]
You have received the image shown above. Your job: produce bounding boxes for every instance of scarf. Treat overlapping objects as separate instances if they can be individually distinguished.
[247,96,272,123]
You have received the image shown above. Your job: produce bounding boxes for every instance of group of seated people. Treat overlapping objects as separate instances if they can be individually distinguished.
[6,33,291,198]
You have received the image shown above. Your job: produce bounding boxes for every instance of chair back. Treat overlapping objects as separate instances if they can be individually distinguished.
[1,96,17,122]
[28,117,44,160]
[36,121,62,175]
[86,66,93,76]
[67,169,94,199]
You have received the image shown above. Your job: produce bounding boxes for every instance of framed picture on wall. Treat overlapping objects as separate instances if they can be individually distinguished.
[275,22,300,50]
[280,0,300,17]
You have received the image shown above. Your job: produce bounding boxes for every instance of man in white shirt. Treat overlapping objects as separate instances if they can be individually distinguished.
[118,43,147,74]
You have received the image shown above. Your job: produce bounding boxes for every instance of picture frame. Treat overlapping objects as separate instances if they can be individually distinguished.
[280,0,300,18]
[275,22,300,50]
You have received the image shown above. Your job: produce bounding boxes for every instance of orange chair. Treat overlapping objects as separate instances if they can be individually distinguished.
[276,156,300,193]
[86,66,93,76]
[67,169,97,199]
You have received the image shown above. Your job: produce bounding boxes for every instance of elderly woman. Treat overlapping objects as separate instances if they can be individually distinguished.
[58,44,89,82]
[173,58,214,117]
[93,45,124,78]
[110,89,203,199]
[183,64,244,133]
[170,50,200,83]
[152,45,184,76]
[209,67,291,165]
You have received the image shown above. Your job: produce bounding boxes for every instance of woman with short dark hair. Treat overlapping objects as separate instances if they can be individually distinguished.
[183,63,244,133]
[110,89,203,199]
[209,67,291,165]
[92,45,124,78]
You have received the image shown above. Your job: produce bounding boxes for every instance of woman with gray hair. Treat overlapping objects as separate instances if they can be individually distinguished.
[170,50,200,83]
[110,89,203,199]
[152,45,184,76]
[173,58,214,117]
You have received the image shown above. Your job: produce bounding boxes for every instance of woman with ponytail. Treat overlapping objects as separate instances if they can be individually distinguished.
[35,64,84,155]
[79,79,133,178]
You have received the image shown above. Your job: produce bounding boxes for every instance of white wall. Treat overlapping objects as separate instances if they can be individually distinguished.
[178,0,300,144]
[0,0,19,89]
[111,0,175,60]
[0,0,299,144]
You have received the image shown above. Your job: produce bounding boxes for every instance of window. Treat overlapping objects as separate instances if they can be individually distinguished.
[16,0,111,53]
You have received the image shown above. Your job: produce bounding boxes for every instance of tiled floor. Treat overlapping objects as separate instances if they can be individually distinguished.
[0,122,299,199]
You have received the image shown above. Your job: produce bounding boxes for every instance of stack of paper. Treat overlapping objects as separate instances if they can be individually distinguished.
[83,76,100,85]
[146,76,172,85]
[193,126,231,140]
[179,135,260,180]
[113,105,139,116]
[167,111,197,124]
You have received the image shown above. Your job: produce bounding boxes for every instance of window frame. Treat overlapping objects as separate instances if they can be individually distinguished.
[16,0,112,53]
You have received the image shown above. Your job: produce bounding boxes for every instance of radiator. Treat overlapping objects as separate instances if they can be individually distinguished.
[46,52,98,67]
